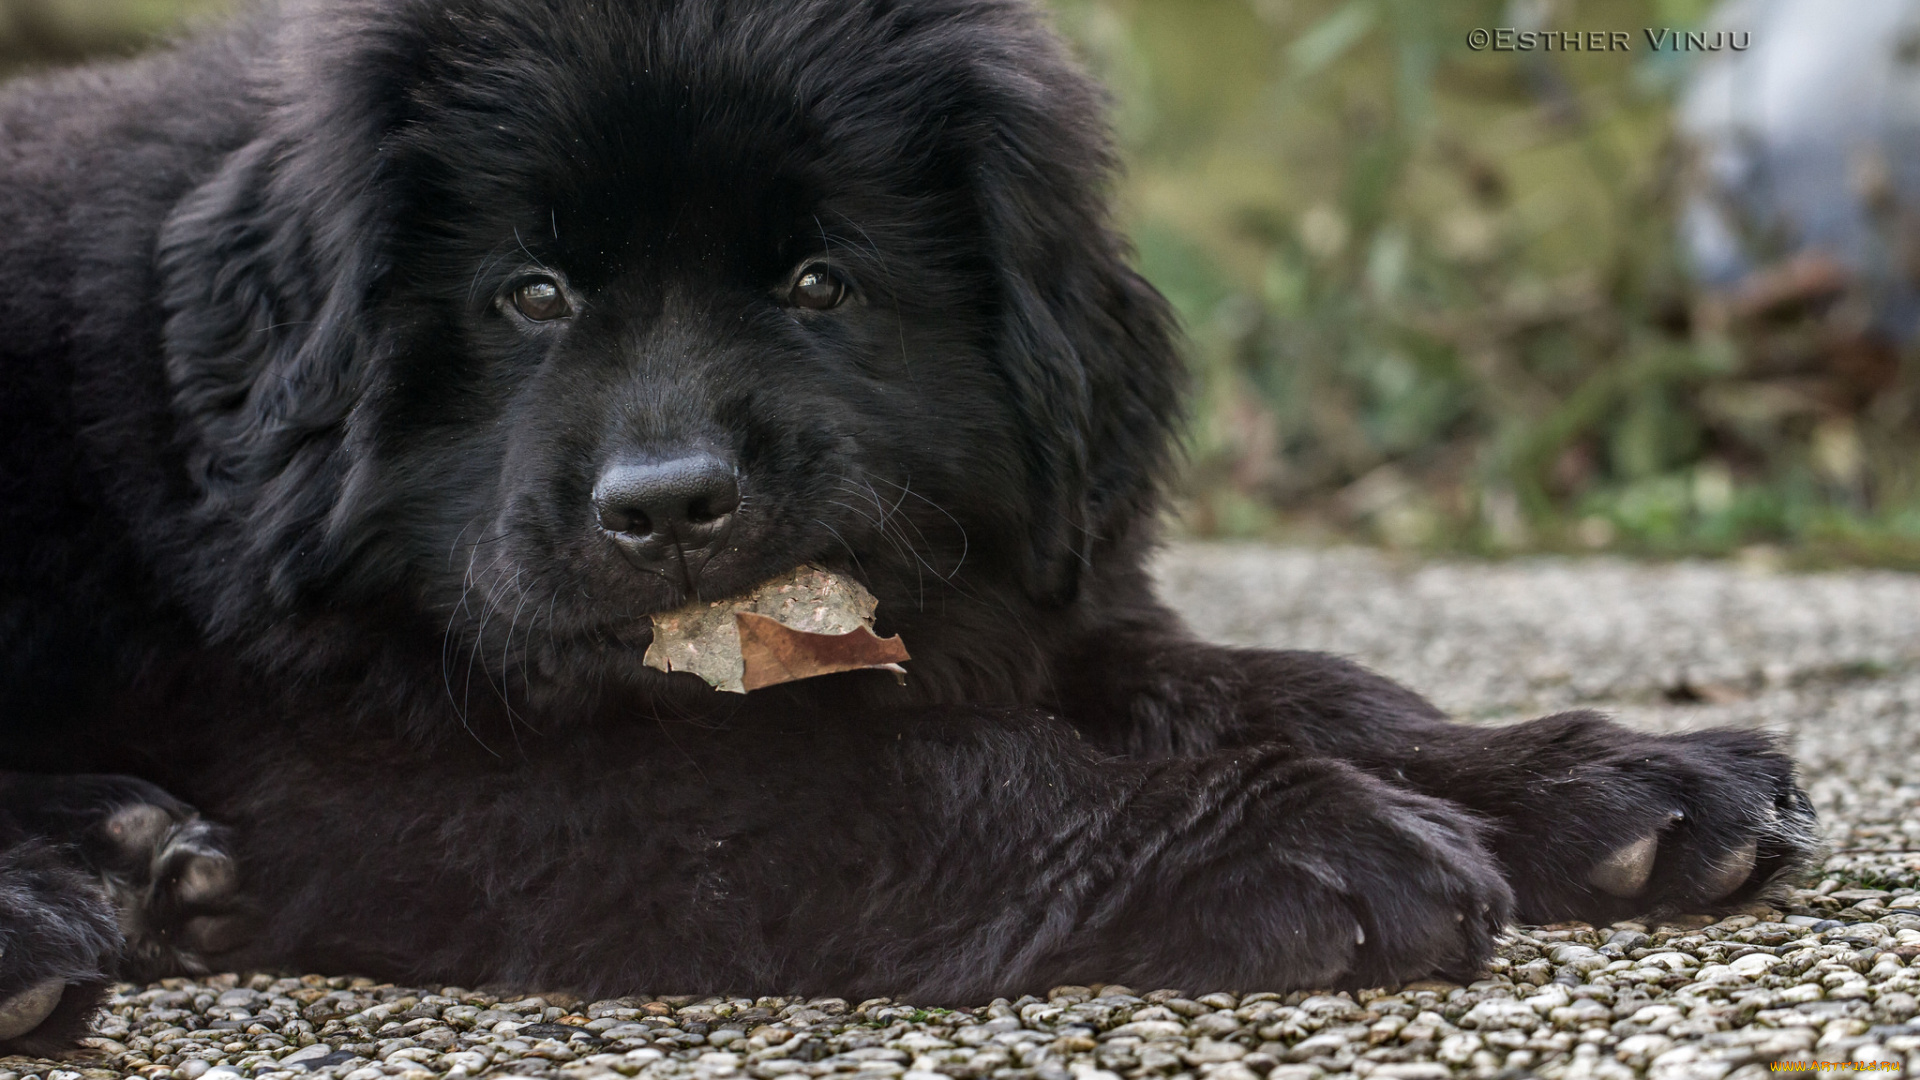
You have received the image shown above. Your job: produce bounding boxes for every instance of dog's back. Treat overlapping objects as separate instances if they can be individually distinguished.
[0,35,260,756]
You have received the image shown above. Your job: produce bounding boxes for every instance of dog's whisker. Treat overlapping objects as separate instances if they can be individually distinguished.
[465,240,518,306]
[838,475,986,609]
[823,496,924,577]
[441,538,490,733]
[854,478,930,606]
[497,568,534,724]
[828,477,962,592]
[459,548,522,740]
[814,519,866,579]
[867,473,968,547]
[528,587,562,696]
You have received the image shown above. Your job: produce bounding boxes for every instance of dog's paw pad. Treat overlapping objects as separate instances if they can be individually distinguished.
[102,805,174,855]
[165,843,238,906]
[1589,834,1658,898]
[184,914,251,953]
[174,855,236,905]
[0,980,66,1042]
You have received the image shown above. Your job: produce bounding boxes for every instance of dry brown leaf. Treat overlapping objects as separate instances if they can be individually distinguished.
[735,613,911,692]
[642,567,909,693]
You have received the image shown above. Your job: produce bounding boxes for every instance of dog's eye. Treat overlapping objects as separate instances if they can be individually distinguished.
[787,265,848,311]
[511,278,572,321]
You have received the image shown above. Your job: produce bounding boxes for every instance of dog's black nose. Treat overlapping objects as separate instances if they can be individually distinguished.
[593,455,740,564]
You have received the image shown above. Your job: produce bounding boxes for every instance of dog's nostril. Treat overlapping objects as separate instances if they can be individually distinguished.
[592,454,739,547]
[684,486,741,526]
[596,505,650,536]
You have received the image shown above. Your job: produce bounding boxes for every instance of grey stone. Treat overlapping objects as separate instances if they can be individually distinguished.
[1365,1066,1451,1080]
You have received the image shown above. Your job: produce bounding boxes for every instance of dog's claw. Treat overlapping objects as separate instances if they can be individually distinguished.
[0,980,65,1041]
[1589,834,1658,898]
[1703,840,1759,900]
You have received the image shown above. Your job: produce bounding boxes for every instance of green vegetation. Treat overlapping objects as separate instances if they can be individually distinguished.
[1053,0,1920,567]
[0,0,228,70]
[11,0,1920,566]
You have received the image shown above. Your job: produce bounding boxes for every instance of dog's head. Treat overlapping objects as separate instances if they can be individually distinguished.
[158,0,1180,704]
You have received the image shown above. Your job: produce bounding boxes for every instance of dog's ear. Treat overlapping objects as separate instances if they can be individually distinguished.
[967,47,1185,608]
[160,140,380,500]
[156,15,408,618]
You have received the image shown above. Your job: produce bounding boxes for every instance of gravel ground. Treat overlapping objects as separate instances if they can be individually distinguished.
[13,543,1920,1080]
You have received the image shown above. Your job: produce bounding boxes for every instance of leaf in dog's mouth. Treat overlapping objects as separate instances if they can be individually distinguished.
[642,567,910,693]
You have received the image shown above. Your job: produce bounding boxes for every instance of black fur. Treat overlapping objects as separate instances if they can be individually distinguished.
[0,0,1816,1050]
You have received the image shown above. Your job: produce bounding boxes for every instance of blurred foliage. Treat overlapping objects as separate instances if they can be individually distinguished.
[0,0,227,72]
[10,0,1920,565]
[1050,0,1920,567]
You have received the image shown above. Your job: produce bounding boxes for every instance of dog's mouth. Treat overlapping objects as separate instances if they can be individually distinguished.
[448,504,876,680]
[635,566,906,693]
[563,556,867,646]
[486,561,895,696]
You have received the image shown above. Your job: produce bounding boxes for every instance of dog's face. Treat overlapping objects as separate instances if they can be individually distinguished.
[372,22,1010,673]
[158,0,1182,706]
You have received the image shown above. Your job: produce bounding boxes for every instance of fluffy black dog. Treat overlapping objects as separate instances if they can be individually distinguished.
[0,0,1817,1054]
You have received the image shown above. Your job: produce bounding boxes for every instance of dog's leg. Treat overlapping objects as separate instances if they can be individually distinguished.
[0,773,247,1053]
[1054,629,1820,926]
[216,708,1507,1000]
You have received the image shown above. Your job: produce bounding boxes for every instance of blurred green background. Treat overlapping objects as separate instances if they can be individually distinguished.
[9,0,1920,567]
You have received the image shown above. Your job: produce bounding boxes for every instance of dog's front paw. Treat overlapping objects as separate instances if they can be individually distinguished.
[1120,759,1511,992]
[96,795,248,979]
[1308,775,1514,989]
[1,773,249,984]
[1467,713,1819,924]
[0,841,122,1055]
[0,774,250,1052]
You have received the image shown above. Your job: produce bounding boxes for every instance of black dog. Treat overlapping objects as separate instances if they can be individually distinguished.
[0,0,1817,1054]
